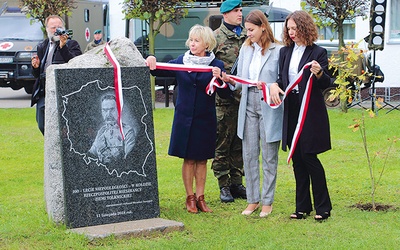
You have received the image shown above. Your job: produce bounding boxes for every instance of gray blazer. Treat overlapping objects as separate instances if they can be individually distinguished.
[235,42,283,143]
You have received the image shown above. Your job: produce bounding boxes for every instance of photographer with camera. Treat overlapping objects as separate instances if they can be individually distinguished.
[31,15,82,135]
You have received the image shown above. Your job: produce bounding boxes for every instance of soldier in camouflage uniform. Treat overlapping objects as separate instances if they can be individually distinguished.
[212,0,247,202]
[84,29,105,53]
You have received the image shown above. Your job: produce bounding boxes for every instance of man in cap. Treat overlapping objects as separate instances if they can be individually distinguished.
[212,0,247,203]
[84,29,106,52]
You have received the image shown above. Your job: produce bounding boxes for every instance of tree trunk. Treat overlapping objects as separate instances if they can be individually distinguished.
[337,20,348,112]
[337,20,345,51]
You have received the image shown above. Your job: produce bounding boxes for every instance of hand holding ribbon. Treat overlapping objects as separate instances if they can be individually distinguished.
[226,62,316,164]
[148,62,228,95]
[146,61,318,164]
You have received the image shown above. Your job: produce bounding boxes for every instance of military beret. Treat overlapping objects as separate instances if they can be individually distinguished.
[220,0,242,13]
[94,29,102,34]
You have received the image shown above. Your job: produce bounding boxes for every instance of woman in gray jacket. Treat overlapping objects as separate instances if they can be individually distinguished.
[223,9,283,218]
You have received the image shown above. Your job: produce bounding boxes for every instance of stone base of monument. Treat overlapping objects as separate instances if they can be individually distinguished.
[70,218,184,239]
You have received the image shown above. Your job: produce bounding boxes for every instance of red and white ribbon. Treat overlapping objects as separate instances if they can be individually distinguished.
[229,62,314,164]
[228,75,258,86]
[285,63,313,164]
[104,43,124,140]
[152,61,315,164]
[155,62,213,72]
[154,62,227,95]
[205,76,227,95]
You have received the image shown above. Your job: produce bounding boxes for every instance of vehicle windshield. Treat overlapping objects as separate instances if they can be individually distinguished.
[0,16,43,40]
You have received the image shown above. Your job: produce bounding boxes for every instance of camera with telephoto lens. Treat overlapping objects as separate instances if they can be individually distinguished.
[55,28,73,37]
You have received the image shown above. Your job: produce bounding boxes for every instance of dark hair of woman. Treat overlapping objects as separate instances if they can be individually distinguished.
[282,10,319,47]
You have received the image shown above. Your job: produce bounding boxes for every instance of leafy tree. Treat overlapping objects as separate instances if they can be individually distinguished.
[302,0,369,50]
[328,42,370,106]
[349,113,398,211]
[329,41,398,211]
[303,0,370,111]
[19,0,77,37]
[122,0,195,108]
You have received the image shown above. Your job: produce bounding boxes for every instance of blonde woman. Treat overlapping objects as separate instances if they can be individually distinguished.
[146,25,231,213]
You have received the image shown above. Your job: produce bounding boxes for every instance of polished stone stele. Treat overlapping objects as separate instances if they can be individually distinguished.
[55,66,159,228]
[44,37,183,234]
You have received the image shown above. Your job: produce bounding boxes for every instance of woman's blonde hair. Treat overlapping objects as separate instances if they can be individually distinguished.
[185,24,217,52]
[244,9,278,55]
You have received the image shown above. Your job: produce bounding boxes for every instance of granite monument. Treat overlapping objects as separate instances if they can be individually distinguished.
[43,38,182,233]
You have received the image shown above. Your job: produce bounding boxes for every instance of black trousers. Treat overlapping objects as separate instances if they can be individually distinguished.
[36,96,45,135]
[291,145,332,214]
[288,93,332,215]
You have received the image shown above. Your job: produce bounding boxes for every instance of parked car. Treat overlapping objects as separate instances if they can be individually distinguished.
[0,4,43,94]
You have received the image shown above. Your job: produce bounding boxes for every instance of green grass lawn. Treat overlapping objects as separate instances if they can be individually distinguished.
[0,107,399,249]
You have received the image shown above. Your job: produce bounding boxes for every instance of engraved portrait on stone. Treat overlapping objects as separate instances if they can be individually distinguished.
[88,94,136,164]
[59,76,154,178]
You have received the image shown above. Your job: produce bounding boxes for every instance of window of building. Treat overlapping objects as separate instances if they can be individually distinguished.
[389,0,400,43]
[318,22,356,41]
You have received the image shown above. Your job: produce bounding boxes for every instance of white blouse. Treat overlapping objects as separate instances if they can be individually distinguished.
[248,43,263,81]
[288,44,306,90]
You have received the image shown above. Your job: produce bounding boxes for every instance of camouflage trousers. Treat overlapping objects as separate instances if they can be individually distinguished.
[211,104,244,188]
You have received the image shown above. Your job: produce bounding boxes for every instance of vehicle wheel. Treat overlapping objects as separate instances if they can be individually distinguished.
[11,85,23,91]
[24,85,33,94]
[323,87,339,108]
[172,82,178,107]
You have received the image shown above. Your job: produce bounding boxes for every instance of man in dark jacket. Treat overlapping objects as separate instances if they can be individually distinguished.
[31,15,82,135]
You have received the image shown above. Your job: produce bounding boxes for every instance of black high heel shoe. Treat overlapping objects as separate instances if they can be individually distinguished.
[314,212,330,221]
[290,211,310,219]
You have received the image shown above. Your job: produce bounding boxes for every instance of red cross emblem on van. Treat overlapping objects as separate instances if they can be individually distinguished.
[85,28,90,42]
[0,42,13,51]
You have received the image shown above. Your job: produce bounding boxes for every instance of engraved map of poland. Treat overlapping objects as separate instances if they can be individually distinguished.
[60,80,154,178]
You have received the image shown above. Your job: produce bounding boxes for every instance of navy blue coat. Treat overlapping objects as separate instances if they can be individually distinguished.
[276,44,331,154]
[151,54,231,160]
